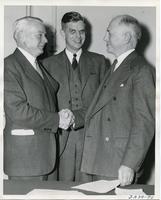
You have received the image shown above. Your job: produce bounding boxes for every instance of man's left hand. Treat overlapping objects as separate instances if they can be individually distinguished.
[118,165,134,186]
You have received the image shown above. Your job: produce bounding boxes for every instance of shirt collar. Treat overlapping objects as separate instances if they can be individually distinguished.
[65,48,82,64]
[18,47,36,67]
[115,49,135,71]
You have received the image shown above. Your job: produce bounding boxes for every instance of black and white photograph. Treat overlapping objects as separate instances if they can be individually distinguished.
[1,0,160,199]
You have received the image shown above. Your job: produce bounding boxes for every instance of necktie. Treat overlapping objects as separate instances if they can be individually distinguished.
[34,59,43,78]
[110,59,118,74]
[72,54,78,70]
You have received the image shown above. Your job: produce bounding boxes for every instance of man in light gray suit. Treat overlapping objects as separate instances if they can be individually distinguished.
[81,15,155,186]
[4,16,74,180]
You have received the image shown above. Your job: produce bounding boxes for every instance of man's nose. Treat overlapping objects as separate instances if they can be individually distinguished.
[103,32,108,42]
[43,35,48,43]
[76,31,81,38]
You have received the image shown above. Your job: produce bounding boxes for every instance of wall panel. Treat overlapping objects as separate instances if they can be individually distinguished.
[4,6,28,57]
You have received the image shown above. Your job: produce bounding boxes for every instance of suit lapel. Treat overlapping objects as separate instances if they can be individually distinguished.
[85,68,111,120]
[39,60,59,93]
[80,51,93,91]
[61,51,71,102]
[87,51,138,119]
[38,61,59,111]
[14,49,45,89]
[54,51,70,93]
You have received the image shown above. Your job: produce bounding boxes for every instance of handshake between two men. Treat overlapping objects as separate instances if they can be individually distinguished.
[58,109,75,130]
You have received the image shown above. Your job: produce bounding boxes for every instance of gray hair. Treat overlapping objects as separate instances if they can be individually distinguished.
[13,16,43,43]
[119,15,142,40]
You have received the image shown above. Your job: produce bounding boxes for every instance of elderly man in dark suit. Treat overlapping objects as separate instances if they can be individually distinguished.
[43,11,107,181]
[81,15,155,186]
[4,16,74,180]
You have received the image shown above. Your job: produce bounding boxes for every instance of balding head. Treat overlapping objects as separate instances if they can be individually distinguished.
[111,15,142,47]
[12,16,47,57]
[104,15,142,57]
[13,16,43,43]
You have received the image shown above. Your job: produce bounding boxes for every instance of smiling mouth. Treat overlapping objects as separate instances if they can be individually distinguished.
[74,40,82,44]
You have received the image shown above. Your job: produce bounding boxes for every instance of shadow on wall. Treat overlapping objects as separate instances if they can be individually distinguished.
[136,24,155,184]
[136,23,155,68]
[82,17,110,67]
[138,137,155,184]
[82,17,92,50]
[38,24,57,60]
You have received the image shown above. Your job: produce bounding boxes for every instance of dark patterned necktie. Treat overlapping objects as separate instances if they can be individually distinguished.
[110,59,118,74]
[34,59,44,78]
[72,54,78,70]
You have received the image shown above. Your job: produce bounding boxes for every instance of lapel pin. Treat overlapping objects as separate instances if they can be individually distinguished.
[120,83,124,87]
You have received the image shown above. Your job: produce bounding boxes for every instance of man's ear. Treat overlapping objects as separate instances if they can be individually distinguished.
[124,31,132,44]
[60,29,65,38]
[18,31,25,44]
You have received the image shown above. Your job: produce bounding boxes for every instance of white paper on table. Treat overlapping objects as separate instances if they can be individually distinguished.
[115,187,146,195]
[72,179,120,193]
[27,189,86,196]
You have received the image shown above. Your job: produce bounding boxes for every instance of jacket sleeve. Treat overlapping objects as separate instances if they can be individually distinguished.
[4,60,59,133]
[122,65,155,171]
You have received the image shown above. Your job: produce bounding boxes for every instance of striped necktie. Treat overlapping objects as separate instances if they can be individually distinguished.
[34,59,44,79]
[72,54,78,70]
[110,59,118,74]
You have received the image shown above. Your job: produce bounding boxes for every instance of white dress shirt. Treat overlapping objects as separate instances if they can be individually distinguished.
[18,47,37,70]
[65,48,82,64]
[18,47,43,78]
[114,49,135,71]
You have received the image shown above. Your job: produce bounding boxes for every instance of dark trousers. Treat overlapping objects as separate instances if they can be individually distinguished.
[80,173,117,183]
[80,172,138,184]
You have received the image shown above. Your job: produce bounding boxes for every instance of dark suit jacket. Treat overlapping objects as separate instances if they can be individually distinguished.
[4,48,59,176]
[43,50,107,152]
[81,51,155,178]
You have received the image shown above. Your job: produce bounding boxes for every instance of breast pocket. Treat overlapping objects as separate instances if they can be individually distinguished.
[88,73,100,88]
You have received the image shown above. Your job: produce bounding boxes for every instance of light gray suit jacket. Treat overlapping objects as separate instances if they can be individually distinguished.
[81,51,155,178]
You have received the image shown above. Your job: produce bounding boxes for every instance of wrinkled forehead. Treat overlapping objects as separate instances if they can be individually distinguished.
[65,20,85,29]
[24,21,46,33]
[108,18,120,30]
[107,18,129,34]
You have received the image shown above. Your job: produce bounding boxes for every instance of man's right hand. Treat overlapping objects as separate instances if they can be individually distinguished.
[58,109,75,130]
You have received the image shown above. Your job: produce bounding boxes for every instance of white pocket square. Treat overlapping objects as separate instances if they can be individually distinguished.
[11,129,34,136]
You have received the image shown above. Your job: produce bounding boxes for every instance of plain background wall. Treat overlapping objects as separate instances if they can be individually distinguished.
[4,5,156,184]
[4,6,156,66]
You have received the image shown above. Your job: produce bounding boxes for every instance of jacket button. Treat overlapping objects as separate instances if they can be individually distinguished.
[105,137,109,142]
[104,85,107,88]
[113,96,117,100]
[107,117,111,121]
[69,100,71,104]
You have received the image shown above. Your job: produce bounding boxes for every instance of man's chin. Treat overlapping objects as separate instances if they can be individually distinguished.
[106,48,112,54]
[38,49,44,55]
[74,43,83,49]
